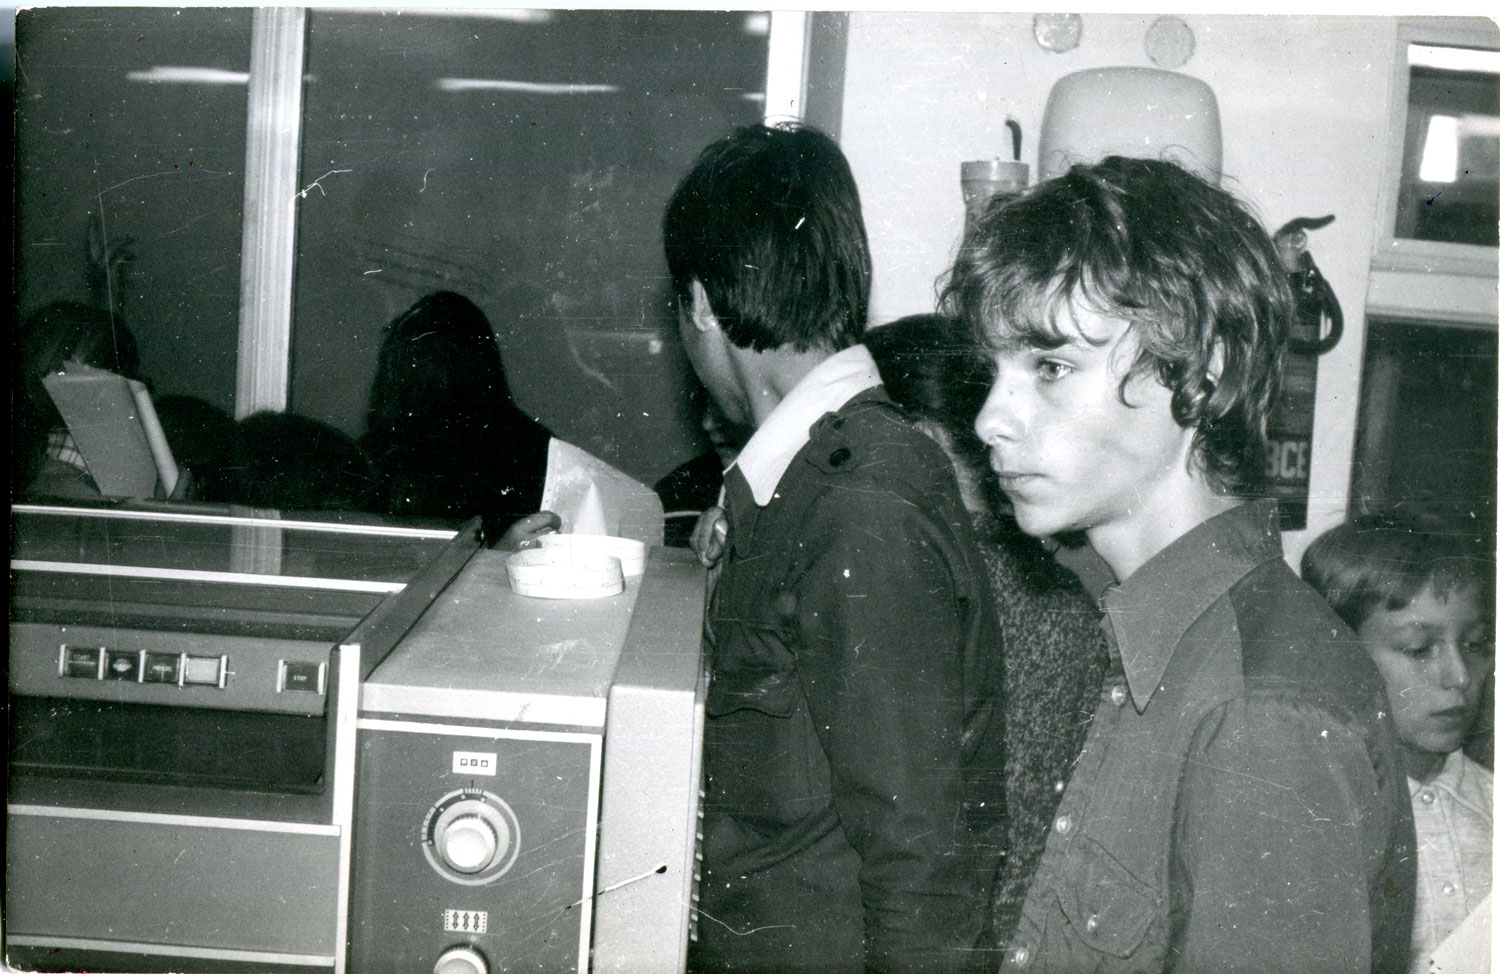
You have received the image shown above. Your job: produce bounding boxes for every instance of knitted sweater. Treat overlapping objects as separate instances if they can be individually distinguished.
[978,520,1111,945]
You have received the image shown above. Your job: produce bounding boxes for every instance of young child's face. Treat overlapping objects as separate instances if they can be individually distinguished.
[972,303,1193,540]
[1357,582,1492,762]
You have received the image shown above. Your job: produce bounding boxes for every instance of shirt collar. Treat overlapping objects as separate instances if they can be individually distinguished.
[1101,499,1283,711]
[728,343,882,507]
[1408,750,1491,813]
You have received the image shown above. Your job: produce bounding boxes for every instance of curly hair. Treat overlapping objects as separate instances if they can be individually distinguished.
[940,156,1292,494]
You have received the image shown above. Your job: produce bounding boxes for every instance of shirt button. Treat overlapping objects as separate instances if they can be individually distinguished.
[1420,790,1436,805]
[1443,882,1458,895]
[1054,814,1074,835]
[1109,684,1128,707]
[1085,914,1100,933]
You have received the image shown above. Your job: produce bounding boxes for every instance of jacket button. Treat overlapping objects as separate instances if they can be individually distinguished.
[1085,914,1100,934]
[828,447,852,467]
[1109,684,1128,707]
[1011,946,1030,967]
[1420,789,1436,805]
[1054,814,1074,835]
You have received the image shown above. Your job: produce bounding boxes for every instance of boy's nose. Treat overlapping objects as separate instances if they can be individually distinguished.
[1435,643,1474,692]
[974,370,1023,446]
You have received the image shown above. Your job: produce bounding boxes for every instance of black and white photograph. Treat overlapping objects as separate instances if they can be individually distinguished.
[6,7,1497,974]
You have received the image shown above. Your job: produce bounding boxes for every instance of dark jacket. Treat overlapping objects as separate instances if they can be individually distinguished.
[691,390,1005,974]
[1003,501,1416,974]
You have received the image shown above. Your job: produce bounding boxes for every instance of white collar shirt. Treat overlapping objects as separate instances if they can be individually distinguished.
[728,343,882,508]
[1407,749,1493,972]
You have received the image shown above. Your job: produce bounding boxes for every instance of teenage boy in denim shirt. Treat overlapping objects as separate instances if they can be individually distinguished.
[943,156,1415,974]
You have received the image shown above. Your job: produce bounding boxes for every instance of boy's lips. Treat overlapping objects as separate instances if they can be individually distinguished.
[992,469,1041,491]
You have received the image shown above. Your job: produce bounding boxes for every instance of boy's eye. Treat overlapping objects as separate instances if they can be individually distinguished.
[1399,641,1435,659]
[1461,638,1496,658]
[1036,359,1073,381]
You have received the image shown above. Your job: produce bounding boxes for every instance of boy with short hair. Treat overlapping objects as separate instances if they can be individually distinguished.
[942,155,1415,973]
[666,122,1005,974]
[1303,512,1494,972]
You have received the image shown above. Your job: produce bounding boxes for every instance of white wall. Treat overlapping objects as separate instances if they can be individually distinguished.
[837,13,1402,563]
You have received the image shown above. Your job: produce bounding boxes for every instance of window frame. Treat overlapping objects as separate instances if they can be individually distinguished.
[235,8,819,420]
[1369,17,1499,284]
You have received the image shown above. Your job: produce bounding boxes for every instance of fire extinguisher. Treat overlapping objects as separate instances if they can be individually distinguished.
[1264,214,1343,530]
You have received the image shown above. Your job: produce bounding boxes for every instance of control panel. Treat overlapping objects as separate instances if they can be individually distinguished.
[9,622,330,715]
[348,723,600,974]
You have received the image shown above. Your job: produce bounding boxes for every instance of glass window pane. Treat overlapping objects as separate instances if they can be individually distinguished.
[1352,318,1497,541]
[1395,43,1500,248]
[15,8,252,415]
[292,9,770,484]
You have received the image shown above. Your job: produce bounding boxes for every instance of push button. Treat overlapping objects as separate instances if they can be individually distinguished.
[61,646,105,679]
[1109,684,1129,707]
[183,655,225,687]
[280,660,325,694]
[105,649,143,681]
[143,652,183,684]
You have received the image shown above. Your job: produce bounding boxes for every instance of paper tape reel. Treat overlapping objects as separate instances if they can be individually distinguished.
[504,534,646,600]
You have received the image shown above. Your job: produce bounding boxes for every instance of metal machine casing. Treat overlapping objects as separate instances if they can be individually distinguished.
[349,545,706,974]
[6,505,706,974]
[6,504,478,974]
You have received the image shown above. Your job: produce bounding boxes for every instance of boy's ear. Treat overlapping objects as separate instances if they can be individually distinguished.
[687,280,719,335]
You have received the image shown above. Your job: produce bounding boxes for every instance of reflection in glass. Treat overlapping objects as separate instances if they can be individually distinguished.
[14,8,253,417]
[1395,43,1500,248]
[292,10,771,484]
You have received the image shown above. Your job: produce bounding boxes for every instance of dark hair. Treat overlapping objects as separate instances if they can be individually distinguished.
[15,301,145,497]
[939,156,1291,494]
[233,411,378,512]
[20,300,141,383]
[18,300,142,426]
[864,313,991,465]
[1301,511,1495,631]
[153,394,241,503]
[663,122,871,353]
[362,291,551,528]
[367,291,523,439]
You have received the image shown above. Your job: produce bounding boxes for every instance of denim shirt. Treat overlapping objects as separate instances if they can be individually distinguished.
[1003,501,1416,974]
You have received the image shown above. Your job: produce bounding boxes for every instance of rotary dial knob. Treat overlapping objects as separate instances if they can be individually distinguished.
[433,800,510,874]
[439,814,499,873]
[433,945,487,974]
[422,790,521,884]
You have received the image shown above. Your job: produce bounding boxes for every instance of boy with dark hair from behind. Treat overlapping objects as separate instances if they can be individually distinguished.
[943,155,1414,973]
[668,122,1004,974]
[1303,511,1493,972]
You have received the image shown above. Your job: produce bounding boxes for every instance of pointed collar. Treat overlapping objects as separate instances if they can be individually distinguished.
[1409,750,1494,819]
[1101,499,1283,711]
[728,343,882,507]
